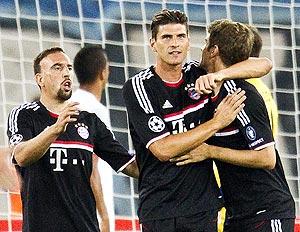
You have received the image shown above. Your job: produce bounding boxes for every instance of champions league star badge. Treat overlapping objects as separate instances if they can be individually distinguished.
[185,83,201,100]
[75,123,89,139]
[148,116,165,132]
[9,134,23,146]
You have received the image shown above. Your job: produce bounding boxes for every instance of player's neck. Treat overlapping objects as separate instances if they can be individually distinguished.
[40,96,69,114]
[154,63,183,82]
[80,82,104,102]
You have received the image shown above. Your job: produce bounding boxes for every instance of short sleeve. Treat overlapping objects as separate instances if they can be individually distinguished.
[93,116,134,172]
[236,87,274,150]
[7,106,33,146]
[122,78,170,148]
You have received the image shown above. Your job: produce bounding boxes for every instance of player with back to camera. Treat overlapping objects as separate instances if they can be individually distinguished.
[171,19,295,232]
[71,45,113,232]
[7,47,138,232]
[123,9,272,232]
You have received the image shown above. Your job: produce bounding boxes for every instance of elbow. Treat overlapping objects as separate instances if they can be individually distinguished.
[262,154,276,170]
[13,149,33,167]
[154,150,172,162]
[264,159,276,170]
[262,57,273,75]
[149,144,173,162]
[14,152,33,167]
[14,155,29,167]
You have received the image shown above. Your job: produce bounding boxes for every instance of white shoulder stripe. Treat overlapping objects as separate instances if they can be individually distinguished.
[224,80,250,127]
[131,69,154,114]
[9,102,39,134]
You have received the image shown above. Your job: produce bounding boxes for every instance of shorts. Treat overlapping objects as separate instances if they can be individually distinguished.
[141,209,219,232]
[223,218,295,232]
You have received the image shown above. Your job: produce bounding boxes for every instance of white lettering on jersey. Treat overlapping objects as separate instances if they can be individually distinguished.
[171,119,200,134]
[50,148,68,171]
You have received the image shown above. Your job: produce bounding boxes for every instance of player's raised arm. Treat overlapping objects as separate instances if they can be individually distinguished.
[11,102,79,167]
[195,57,272,94]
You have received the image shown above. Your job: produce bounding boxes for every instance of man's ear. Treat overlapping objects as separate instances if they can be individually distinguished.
[210,45,219,58]
[35,73,44,88]
[150,38,157,52]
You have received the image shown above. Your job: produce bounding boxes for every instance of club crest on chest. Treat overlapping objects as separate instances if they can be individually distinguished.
[75,123,89,139]
[185,83,201,100]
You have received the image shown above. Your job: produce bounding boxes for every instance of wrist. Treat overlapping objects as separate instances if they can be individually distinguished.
[214,70,226,82]
[49,124,63,136]
[210,117,224,132]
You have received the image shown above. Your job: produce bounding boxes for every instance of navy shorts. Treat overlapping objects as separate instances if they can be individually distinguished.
[141,209,219,232]
[224,218,295,232]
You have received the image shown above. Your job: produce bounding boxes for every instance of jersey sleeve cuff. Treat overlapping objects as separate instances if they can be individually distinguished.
[145,132,170,149]
[117,155,136,173]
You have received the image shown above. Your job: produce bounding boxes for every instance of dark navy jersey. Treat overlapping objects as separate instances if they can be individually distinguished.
[7,101,134,232]
[206,80,295,221]
[123,61,223,222]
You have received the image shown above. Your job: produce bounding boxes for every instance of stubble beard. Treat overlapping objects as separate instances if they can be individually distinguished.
[57,89,72,101]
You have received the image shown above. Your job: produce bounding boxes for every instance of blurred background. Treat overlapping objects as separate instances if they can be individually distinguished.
[0,0,299,231]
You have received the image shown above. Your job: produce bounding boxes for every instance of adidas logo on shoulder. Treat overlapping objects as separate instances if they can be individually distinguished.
[162,100,173,109]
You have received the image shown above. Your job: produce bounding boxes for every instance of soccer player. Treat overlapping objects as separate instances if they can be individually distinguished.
[171,19,295,232]
[7,47,138,232]
[71,45,112,232]
[122,9,272,232]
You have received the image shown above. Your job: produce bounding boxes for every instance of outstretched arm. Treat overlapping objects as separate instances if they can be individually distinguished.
[149,89,246,161]
[12,102,79,167]
[196,57,272,94]
[90,155,110,232]
[170,143,276,169]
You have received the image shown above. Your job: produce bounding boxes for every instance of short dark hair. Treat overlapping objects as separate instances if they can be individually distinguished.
[247,25,262,57]
[33,47,65,74]
[208,19,254,66]
[150,9,188,39]
[73,45,107,85]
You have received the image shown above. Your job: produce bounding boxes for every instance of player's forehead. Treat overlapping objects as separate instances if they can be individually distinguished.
[157,23,187,36]
[40,52,71,69]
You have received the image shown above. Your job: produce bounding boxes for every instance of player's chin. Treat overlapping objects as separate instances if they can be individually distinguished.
[58,89,72,100]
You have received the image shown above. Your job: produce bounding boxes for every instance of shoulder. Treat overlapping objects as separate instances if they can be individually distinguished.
[126,67,154,84]
[8,102,40,118]
[183,60,207,79]
[223,79,258,95]
[123,67,155,93]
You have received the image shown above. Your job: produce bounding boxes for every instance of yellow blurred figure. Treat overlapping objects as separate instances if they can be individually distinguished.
[246,78,278,136]
[216,24,278,232]
[246,24,278,136]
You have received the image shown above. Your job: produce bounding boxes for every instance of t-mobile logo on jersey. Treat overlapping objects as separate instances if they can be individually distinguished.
[171,118,199,134]
[50,148,68,171]
[49,148,86,171]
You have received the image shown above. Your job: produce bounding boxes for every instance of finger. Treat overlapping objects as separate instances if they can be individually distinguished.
[230,91,246,106]
[232,95,247,109]
[233,103,245,114]
[227,89,244,104]
[67,101,80,107]
[208,76,217,89]
[175,160,191,166]
[170,155,189,162]
[195,78,212,95]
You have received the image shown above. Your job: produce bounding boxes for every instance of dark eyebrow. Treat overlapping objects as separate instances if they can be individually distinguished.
[51,63,62,68]
[50,63,73,69]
